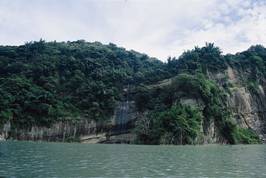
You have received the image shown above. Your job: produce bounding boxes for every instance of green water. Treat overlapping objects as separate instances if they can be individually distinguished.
[0,141,266,177]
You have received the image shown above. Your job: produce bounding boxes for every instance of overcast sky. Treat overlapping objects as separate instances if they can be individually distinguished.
[0,0,266,60]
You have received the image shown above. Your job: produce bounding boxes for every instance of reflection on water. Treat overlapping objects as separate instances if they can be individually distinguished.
[0,141,266,177]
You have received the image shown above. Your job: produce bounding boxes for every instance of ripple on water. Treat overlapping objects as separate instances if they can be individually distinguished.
[0,142,266,177]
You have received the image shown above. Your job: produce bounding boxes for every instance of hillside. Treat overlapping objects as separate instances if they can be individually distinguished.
[0,40,169,127]
[0,41,265,144]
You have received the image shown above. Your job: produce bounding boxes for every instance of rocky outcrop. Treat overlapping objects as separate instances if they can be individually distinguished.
[176,65,266,143]
[0,121,10,141]
[0,119,102,141]
[215,66,266,141]
[0,91,138,143]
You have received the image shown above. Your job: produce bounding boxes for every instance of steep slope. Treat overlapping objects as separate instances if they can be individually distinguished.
[135,44,266,144]
[0,41,266,144]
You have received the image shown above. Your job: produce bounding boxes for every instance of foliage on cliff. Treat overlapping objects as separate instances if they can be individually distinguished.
[136,104,203,144]
[135,43,265,144]
[0,40,169,128]
[0,41,265,144]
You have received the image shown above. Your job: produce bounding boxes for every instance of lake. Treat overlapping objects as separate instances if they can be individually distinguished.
[0,141,266,177]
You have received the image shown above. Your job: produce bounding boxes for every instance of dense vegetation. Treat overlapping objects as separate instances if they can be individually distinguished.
[0,40,169,128]
[0,41,265,144]
[135,104,203,144]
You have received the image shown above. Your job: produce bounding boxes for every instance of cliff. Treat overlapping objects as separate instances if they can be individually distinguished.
[190,65,266,143]
[0,41,265,144]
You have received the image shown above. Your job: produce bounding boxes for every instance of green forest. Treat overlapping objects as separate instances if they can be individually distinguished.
[0,40,265,144]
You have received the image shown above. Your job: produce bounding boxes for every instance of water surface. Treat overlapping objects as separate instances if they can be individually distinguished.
[0,141,266,177]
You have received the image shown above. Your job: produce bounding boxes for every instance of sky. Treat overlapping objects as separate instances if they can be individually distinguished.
[0,0,266,61]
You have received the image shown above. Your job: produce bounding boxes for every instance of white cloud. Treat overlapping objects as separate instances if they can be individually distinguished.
[0,0,265,61]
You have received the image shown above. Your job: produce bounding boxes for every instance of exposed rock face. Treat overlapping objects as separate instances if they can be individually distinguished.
[203,120,219,144]
[0,120,100,141]
[220,66,266,141]
[0,91,138,143]
[179,98,205,110]
[177,65,266,143]
[0,121,10,141]
[112,100,136,127]
[228,86,266,140]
